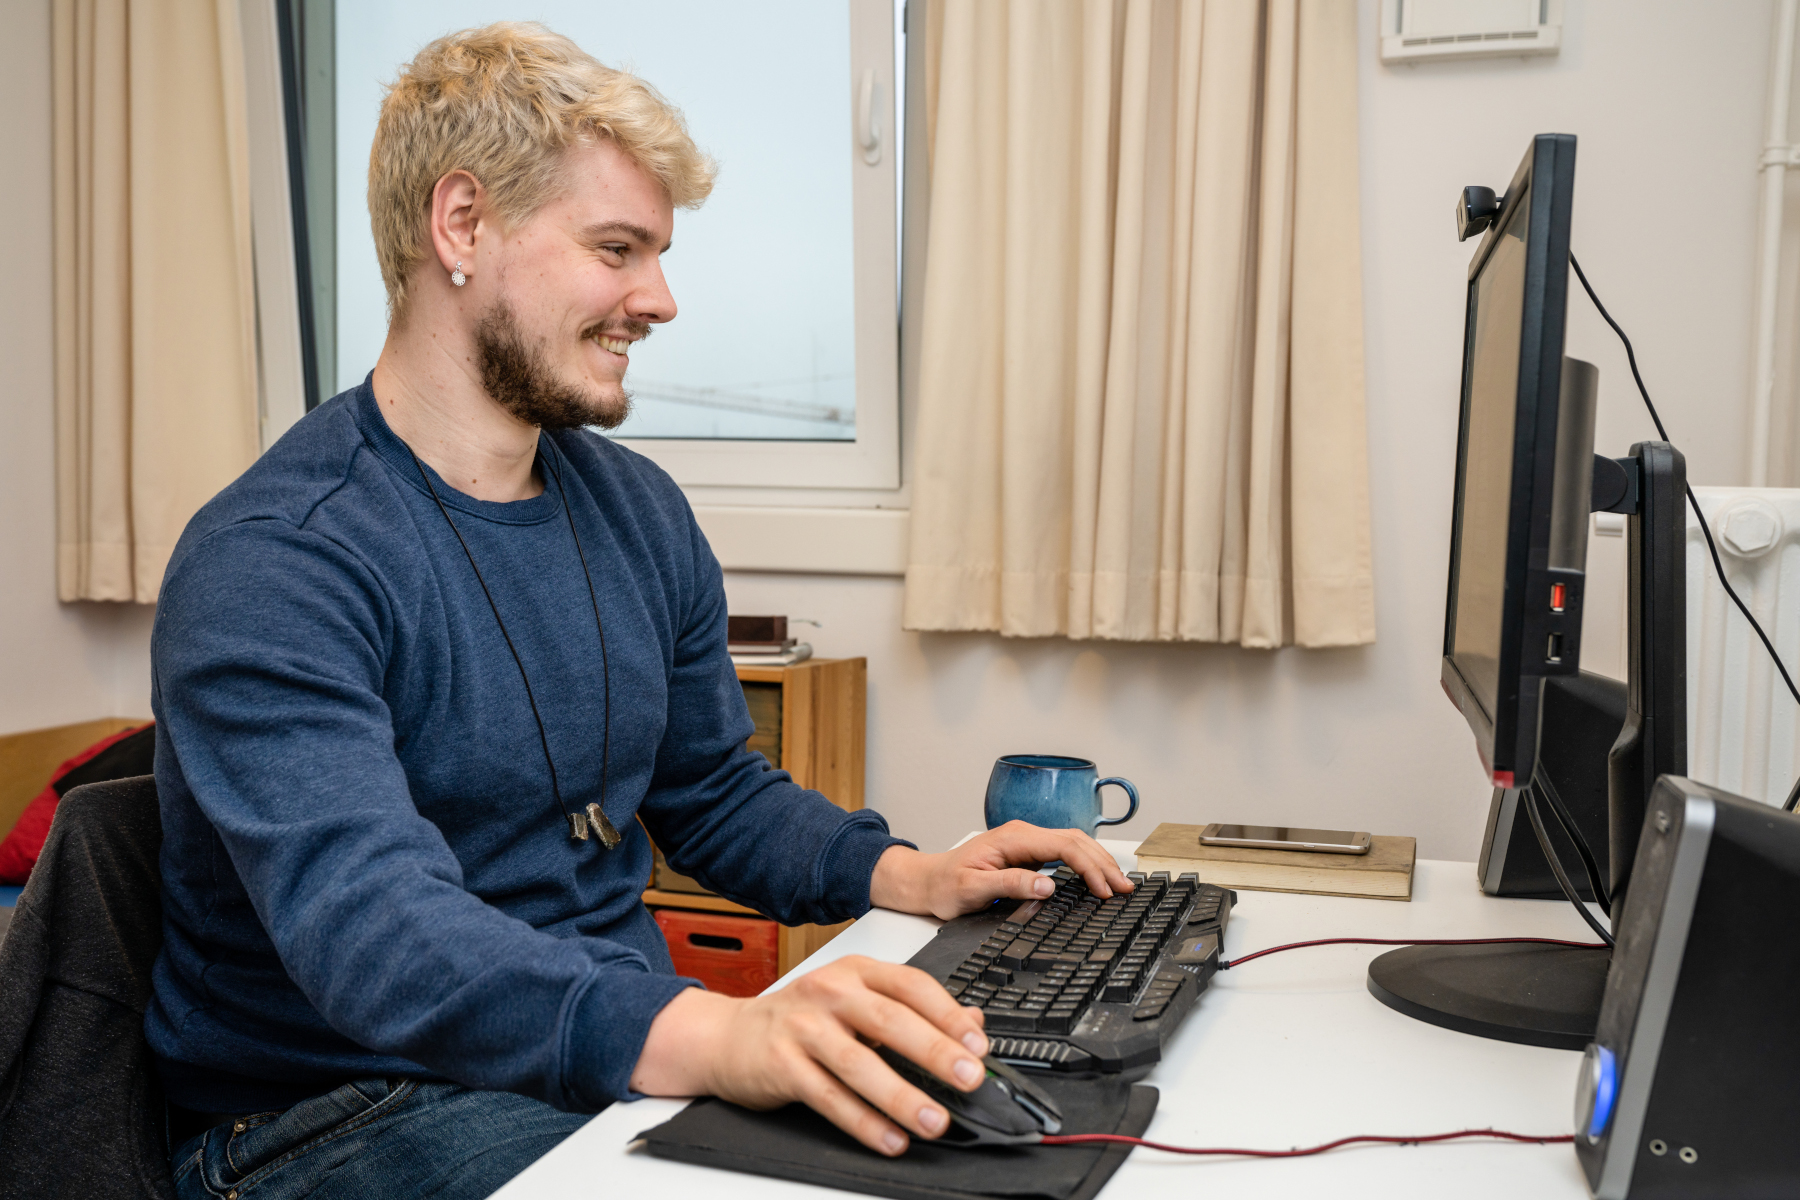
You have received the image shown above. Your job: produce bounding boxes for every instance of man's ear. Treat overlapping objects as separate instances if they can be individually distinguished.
[428,169,484,279]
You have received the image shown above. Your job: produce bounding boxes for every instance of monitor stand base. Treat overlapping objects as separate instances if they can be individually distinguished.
[1366,943,1610,1051]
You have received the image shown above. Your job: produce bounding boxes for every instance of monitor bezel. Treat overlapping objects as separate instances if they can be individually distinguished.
[1440,133,1578,790]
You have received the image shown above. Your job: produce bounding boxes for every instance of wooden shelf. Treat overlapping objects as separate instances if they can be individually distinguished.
[645,658,866,978]
[642,887,757,916]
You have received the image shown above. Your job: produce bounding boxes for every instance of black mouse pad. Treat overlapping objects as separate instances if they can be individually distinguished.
[634,1073,1157,1200]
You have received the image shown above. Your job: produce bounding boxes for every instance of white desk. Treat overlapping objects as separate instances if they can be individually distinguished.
[496,842,1597,1200]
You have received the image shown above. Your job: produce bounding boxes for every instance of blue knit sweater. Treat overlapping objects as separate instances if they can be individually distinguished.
[145,379,904,1114]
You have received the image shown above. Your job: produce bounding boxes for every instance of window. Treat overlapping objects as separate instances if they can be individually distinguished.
[290,0,902,492]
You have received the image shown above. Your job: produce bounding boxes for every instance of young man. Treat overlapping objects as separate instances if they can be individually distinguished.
[148,23,1130,1199]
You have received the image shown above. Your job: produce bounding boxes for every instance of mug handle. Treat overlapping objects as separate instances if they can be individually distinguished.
[1093,777,1139,827]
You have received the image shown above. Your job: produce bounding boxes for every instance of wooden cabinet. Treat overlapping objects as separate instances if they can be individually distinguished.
[644,657,866,978]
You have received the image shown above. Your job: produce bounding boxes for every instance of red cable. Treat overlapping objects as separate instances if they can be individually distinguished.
[1219,936,1607,970]
[1039,1128,1575,1157]
[1031,938,1593,1160]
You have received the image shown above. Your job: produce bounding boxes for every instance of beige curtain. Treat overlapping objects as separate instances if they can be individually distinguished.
[904,0,1374,648]
[54,0,260,603]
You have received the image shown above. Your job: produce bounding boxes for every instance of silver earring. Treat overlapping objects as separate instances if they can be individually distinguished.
[451,261,467,287]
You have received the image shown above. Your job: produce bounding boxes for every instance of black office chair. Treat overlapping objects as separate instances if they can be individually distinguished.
[0,775,175,1199]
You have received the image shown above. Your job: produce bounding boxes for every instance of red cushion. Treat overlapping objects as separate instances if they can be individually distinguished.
[0,724,152,886]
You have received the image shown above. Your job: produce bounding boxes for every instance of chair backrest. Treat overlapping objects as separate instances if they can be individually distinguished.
[0,775,173,1200]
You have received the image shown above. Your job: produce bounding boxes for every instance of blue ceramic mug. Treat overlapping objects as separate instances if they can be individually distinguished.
[984,755,1140,833]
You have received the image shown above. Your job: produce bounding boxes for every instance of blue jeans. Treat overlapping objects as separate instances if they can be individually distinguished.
[170,1078,596,1199]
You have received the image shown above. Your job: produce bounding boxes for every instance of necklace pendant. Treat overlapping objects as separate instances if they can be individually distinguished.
[586,802,623,850]
[568,812,590,842]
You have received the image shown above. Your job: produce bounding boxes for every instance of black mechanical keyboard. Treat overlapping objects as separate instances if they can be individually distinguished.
[906,867,1234,1074]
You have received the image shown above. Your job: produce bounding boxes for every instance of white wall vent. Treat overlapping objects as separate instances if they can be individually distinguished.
[1686,488,1800,808]
[1379,0,1563,65]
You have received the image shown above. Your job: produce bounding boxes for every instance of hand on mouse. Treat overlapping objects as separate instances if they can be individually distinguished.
[868,821,1134,920]
[631,954,989,1156]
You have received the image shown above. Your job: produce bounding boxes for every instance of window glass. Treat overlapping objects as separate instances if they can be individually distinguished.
[335,1,860,441]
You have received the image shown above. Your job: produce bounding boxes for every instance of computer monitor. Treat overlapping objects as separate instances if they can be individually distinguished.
[1368,133,1687,1050]
[1440,132,1595,792]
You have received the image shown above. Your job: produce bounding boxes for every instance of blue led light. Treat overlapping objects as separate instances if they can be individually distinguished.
[1585,1045,1618,1141]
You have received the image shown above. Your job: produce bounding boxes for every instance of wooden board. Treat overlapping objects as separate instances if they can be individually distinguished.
[1135,823,1417,901]
[0,717,144,839]
[642,887,758,916]
[775,658,865,810]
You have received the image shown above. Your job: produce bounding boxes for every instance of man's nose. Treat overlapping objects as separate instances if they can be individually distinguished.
[628,260,677,325]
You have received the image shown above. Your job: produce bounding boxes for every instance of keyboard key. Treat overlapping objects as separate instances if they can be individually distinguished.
[1027,950,1085,971]
[1132,1003,1167,1022]
[1086,947,1117,964]
[984,1007,1039,1033]
[997,941,1033,970]
[981,967,1013,986]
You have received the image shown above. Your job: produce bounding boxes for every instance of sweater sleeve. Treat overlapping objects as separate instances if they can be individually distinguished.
[153,519,692,1111]
[634,510,911,927]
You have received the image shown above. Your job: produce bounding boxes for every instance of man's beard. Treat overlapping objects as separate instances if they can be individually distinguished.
[474,299,646,431]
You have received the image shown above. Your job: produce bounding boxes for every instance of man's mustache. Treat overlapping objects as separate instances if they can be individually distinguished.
[582,320,652,343]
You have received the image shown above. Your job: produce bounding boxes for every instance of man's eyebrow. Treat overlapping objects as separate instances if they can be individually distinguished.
[581,220,672,254]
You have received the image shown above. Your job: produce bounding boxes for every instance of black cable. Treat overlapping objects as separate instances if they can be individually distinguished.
[543,441,612,830]
[1522,785,1614,947]
[1531,763,1611,917]
[408,446,578,834]
[1570,254,1800,813]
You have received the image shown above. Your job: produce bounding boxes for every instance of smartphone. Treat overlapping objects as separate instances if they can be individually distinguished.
[1198,823,1372,855]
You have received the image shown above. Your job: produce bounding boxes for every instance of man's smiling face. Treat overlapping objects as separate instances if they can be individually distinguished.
[476,137,677,430]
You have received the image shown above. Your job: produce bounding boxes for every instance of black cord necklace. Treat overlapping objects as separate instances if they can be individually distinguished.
[406,439,618,849]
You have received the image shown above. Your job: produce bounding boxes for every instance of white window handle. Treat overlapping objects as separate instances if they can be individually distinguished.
[858,69,881,165]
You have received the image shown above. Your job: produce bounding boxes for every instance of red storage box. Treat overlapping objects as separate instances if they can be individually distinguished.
[654,909,780,997]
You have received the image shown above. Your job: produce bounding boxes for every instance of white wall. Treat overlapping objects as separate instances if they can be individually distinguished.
[726,0,1772,860]
[0,0,156,736]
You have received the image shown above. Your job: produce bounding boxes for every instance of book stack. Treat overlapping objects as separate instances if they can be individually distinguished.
[727,614,813,666]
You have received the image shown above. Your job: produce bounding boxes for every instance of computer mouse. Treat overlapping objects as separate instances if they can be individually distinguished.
[876,1046,1063,1148]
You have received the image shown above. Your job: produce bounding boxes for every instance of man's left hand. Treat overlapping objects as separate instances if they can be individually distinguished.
[868,821,1133,920]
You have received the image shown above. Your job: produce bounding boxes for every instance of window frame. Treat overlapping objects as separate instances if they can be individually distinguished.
[284,0,905,498]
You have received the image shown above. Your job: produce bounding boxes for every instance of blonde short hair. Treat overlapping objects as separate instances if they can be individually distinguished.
[369,22,715,321]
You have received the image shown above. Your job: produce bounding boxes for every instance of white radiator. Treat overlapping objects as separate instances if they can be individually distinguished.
[1685,487,1800,806]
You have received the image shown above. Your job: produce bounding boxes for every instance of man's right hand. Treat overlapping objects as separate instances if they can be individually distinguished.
[630,955,989,1156]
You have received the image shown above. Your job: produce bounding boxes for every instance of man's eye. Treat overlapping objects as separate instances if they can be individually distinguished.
[602,244,628,258]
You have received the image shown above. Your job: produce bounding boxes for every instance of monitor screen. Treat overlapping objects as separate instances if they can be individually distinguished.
[1449,191,1531,726]
[1440,132,1583,789]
